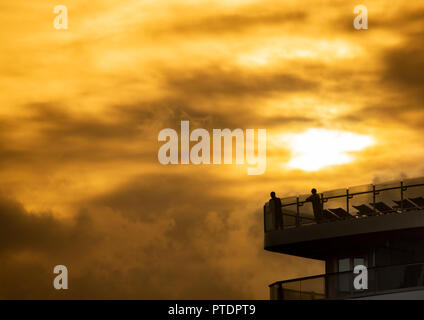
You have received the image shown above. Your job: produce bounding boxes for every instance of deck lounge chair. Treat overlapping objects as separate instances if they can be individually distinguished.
[322,209,338,222]
[329,208,354,219]
[353,204,377,216]
[393,199,418,211]
[369,202,396,214]
[410,197,424,208]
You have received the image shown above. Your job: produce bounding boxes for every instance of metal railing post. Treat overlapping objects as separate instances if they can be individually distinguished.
[401,181,404,212]
[296,197,300,227]
[346,189,350,215]
[372,185,376,215]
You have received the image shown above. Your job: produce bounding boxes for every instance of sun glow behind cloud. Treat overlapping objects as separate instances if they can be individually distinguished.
[283,129,375,171]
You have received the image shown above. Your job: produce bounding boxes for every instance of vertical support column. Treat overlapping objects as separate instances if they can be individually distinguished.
[278,283,283,300]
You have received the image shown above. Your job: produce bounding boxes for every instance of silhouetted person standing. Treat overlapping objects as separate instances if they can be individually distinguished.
[270,191,283,229]
[306,188,323,223]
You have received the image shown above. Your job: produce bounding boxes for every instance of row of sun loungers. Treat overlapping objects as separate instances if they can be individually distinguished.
[319,196,424,222]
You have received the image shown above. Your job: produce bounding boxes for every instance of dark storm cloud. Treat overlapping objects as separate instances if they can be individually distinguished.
[370,8,424,30]
[80,172,273,299]
[166,10,307,35]
[86,171,257,249]
[89,173,235,222]
[0,101,311,179]
[0,62,318,169]
[0,195,96,256]
[152,66,319,128]
[0,173,275,299]
[359,33,424,127]
[382,36,424,103]
[28,103,154,141]
[0,195,99,299]
[0,103,157,169]
[333,6,424,32]
[165,67,317,98]
[333,18,424,129]
[142,3,307,38]
[337,98,424,127]
[147,99,316,131]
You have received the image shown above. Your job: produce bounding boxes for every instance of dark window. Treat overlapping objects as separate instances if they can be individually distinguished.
[353,257,365,268]
[338,258,350,272]
[338,258,351,293]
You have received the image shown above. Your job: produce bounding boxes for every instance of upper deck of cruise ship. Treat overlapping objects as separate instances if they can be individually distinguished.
[264,177,424,259]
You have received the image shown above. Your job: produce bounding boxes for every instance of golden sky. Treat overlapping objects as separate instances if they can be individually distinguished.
[0,0,424,298]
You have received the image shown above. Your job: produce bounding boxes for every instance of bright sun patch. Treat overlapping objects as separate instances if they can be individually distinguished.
[283,129,374,171]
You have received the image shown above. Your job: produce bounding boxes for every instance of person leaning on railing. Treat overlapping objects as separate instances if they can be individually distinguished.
[270,191,283,229]
[306,188,323,223]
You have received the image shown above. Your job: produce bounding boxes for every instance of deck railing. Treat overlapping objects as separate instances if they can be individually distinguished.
[269,262,424,300]
[264,177,424,231]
